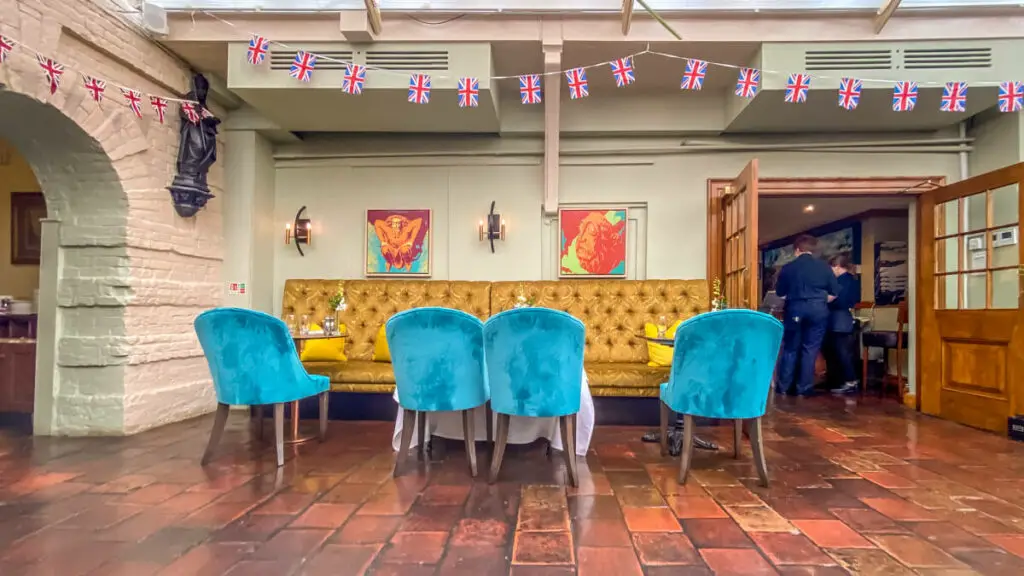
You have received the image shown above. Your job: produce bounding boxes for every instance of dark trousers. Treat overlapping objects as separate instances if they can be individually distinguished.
[825,331,857,384]
[777,301,828,395]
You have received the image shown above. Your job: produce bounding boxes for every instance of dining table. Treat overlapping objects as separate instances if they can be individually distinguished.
[281,330,347,444]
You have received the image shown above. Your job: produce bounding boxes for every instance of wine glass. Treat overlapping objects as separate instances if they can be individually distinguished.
[656,315,668,338]
[299,314,310,336]
[285,314,296,334]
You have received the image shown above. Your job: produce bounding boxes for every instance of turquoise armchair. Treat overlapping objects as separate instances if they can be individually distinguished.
[194,307,330,467]
[483,308,585,486]
[659,309,783,486]
[387,307,488,477]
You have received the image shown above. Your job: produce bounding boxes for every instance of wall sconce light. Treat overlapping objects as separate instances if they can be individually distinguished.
[478,201,506,253]
[285,205,313,256]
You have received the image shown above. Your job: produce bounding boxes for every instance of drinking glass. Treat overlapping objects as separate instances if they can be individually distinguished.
[300,314,310,336]
[285,314,296,334]
[656,315,668,338]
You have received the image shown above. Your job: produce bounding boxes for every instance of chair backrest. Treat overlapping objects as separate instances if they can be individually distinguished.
[386,307,488,412]
[483,308,585,418]
[664,309,783,420]
[194,307,309,406]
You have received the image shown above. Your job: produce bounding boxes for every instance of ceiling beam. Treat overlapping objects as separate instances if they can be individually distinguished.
[874,0,902,34]
[365,0,382,35]
[621,0,634,36]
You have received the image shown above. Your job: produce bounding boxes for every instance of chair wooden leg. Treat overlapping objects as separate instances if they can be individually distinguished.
[659,401,670,457]
[862,346,869,394]
[485,401,494,445]
[677,414,695,485]
[749,416,770,487]
[201,403,231,465]
[318,392,329,442]
[273,403,285,468]
[462,409,478,477]
[733,419,743,459]
[416,411,427,460]
[559,414,579,487]
[394,409,416,477]
[489,413,510,484]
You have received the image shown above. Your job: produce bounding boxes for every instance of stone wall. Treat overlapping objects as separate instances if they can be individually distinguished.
[0,0,223,434]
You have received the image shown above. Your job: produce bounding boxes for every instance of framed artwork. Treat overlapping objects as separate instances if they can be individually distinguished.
[11,192,46,265]
[365,209,432,277]
[875,241,908,305]
[558,208,628,278]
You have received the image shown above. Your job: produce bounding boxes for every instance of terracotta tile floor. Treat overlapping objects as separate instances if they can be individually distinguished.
[3,396,1024,575]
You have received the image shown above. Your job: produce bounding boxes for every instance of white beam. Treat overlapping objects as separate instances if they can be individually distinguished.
[621,0,634,36]
[874,0,902,34]
[365,0,382,35]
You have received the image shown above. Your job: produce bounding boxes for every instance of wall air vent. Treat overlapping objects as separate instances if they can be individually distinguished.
[803,49,893,71]
[902,47,992,70]
[365,50,450,71]
[269,50,354,71]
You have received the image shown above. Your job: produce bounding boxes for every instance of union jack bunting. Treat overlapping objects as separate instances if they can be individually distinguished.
[247,35,269,65]
[520,74,542,104]
[457,77,479,108]
[892,81,918,112]
[150,96,168,124]
[997,81,1023,113]
[680,59,707,91]
[408,74,431,104]
[181,102,201,124]
[940,81,967,113]
[83,75,106,102]
[609,57,635,87]
[0,35,15,64]
[784,73,811,104]
[837,77,862,111]
[342,64,366,95]
[289,51,316,82]
[121,88,143,118]
[735,68,759,99]
[565,68,589,100]
[36,55,65,95]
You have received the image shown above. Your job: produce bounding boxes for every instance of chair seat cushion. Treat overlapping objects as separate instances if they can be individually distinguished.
[584,362,670,390]
[862,331,899,349]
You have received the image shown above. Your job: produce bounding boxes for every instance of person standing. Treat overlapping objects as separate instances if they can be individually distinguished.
[775,235,839,397]
[826,254,861,394]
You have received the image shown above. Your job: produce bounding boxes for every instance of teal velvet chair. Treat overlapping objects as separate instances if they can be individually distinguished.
[659,309,783,486]
[387,307,489,477]
[483,308,585,486]
[194,307,330,467]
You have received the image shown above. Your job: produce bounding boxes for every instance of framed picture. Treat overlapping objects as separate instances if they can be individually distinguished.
[11,192,46,265]
[365,209,432,277]
[558,208,628,278]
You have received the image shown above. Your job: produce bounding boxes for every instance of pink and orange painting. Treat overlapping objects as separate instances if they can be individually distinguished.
[558,208,627,278]
[365,209,431,277]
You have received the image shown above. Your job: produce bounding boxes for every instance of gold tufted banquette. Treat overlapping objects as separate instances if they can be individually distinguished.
[281,279,708,397]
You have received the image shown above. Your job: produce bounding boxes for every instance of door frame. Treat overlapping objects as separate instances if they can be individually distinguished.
[706,174,947,409]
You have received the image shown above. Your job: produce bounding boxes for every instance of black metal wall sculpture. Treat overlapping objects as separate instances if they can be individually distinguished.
[168,74,220,217]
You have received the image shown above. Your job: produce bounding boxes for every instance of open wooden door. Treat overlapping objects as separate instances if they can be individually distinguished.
[719,160,760,310]
[919,163,1023,432]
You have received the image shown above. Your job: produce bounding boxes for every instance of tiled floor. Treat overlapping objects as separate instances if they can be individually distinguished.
[3,397,1024,575]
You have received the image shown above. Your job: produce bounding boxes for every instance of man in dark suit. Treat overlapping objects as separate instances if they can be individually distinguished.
[775,235,839,397]
[826,254,861,394]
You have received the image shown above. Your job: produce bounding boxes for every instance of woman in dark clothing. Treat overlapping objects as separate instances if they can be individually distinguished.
[826,254,861,394]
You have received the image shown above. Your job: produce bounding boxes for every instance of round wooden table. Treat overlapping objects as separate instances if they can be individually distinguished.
[280,331,346,444]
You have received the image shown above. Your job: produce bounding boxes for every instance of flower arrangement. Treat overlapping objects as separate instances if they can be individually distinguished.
[513,282,535,309]
[328,288,347,312]
[711,277,728,311]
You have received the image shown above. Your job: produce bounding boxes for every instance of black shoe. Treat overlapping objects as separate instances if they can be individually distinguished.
[831,382,858,395]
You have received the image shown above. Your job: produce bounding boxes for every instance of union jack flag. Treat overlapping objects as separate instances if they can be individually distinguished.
[784,73,811,104]
[181,102,201,124]
[289,51,316,82]
[565,68,588,100]
[120,88,143,118]
[837,77,862,110]
[997,81,1023,113]
[342,64,366,95]
[680,59,706,91]
[940,81,967,112]
[609,57,635,88]
[408,74,431,104]
[247,35,269,65]
[892,81,918,112]
[0,35,15,64]
[520,74,542,104]
[37,55,64,95]
[83,75,106,102]
[150,96,168,124]
[735,68,759,99]
[457,77,479,108]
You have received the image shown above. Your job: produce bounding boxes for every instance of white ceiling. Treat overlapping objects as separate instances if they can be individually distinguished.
[759,195,912,244]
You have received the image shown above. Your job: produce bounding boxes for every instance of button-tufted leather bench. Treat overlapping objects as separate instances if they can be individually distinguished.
[281,279,709,398]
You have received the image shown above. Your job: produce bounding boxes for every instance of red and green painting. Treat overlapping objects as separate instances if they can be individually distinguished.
[558,208,627,278]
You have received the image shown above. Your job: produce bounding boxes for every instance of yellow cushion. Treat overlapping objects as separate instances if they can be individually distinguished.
[644,320,683,367]
[372,324,391,362]
[299,323,347,362]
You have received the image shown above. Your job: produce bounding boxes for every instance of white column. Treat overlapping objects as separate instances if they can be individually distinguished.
[32,219,61,435]
[542,42,562,215]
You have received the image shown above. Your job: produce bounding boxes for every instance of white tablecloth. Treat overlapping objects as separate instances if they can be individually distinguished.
[391,369,594,457]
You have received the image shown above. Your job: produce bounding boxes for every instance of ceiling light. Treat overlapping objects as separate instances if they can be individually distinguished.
[802,204,815,213]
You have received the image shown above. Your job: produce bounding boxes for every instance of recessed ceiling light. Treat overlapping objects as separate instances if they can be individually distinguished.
[802,204,815,213]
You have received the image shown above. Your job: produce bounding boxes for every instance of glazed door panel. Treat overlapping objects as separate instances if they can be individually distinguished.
[722,160,760,310]
[919,163,1023,432]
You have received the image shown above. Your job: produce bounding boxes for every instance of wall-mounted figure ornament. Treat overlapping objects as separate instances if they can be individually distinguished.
[168,73,220,218]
